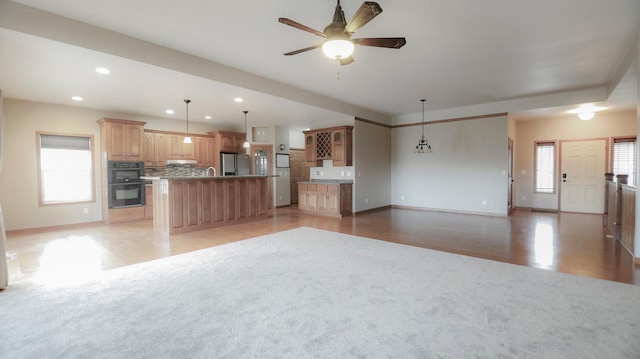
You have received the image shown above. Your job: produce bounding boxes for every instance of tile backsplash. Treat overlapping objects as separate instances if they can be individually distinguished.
[145,166,205,177]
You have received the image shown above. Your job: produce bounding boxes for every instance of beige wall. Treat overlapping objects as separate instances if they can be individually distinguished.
[515,110,636,210]
[0,98,233,231]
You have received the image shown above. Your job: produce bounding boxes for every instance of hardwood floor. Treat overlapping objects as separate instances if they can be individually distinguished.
[4,207,639,292]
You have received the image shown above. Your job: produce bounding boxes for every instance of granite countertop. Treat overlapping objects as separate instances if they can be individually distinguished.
[297,179,354,184]
[142,175,277,180]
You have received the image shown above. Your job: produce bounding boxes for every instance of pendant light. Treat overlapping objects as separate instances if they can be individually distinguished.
[414,99,432,154]
[242,110,250,148]
[183,99,192,144]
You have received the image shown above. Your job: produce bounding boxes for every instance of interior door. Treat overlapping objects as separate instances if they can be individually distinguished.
[290,149,308,204]
[560,139,606,213]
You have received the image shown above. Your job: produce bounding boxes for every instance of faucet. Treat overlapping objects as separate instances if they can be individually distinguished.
[205,167,216,177]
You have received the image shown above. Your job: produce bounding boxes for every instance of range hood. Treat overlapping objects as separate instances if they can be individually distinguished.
[166,159,197,166]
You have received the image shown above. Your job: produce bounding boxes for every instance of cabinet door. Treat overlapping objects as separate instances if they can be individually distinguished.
[144,133,167,167]
[166,135,195,159]
[326,185,340,214]
[106,122,126,161]
[298,184,308,210]
[304,134,316,166]
[331,128,352,166]
[220,133,235,153]
[195,137,215,167]
[124,124,144,161]
[234,133,247,154]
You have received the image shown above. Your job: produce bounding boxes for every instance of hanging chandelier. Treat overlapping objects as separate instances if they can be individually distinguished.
[183,99,192,144]
[242,110,250,148]
[415,99,432,154]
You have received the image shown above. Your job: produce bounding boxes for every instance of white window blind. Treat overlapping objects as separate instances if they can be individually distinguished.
[38,133,94,204]
[613,138,636,185]
[535,142,555,193]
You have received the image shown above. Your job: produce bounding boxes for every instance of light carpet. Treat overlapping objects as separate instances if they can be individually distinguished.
[1,227,639,358]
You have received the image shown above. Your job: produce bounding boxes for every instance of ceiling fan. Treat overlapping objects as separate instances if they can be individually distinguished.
[278,0,406,65]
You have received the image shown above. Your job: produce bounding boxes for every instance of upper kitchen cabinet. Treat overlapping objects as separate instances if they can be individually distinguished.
[331,127,352,167]
[194,136,216,167]
[143,131,167,167]
[208,131,246,154]
[165,134,195,160]
[303,126,353,167]
[98,118,146,161]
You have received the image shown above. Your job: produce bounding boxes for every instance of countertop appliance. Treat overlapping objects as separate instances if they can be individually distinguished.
[221,153,250,176]
[107,161,145,208]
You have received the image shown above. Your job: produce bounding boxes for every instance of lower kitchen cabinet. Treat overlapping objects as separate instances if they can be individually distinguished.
[108,206,145,223]
[298,182,352,217]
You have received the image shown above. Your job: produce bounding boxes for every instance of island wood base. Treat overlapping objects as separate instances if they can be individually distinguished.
[152,177,269,234]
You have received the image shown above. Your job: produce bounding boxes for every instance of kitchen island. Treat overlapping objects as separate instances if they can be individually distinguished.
[142,175,271,234]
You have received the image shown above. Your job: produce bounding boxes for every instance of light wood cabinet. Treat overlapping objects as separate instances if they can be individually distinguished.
[298,183,318,211]
[143,132,167,167]
[108,206,145,223]
[331,128,352,167]
[194,136,216,168]
[303,126,353,167]
[208,131,246,154]
[152,177,268,234]
[144,185,153,219]
[165,134,195,160]
[298,182,352,217]
[98,118,146,161]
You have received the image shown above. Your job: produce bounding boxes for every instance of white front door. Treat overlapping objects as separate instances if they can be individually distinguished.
[560,139,606,213]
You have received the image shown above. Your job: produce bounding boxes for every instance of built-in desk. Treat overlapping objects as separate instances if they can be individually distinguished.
[142,176,271,234]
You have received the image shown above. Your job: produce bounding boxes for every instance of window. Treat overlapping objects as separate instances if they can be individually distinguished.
[535,141,555,193]
[37,132,95,205]
[613,137,636,185]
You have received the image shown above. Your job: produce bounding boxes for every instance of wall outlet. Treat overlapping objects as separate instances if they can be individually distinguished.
[320,171,323,176]
[341,171,345,176]
[83,208,89,214]
[401,195,405,200]
[522,196,526,201]
[365,198,369,204]
[347,171,352,176]
[482,200,487,206]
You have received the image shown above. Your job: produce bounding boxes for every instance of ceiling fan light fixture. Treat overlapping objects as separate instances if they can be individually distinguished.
[578,112,595,121]
[322,39,354,59]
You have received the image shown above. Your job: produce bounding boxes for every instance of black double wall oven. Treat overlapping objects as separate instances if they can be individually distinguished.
[107,161,145,208]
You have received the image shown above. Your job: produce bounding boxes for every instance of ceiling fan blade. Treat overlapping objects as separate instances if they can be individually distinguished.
[345,2,383,34]
[339,56,355,66]
[283,44,322,56]
[278,18,326,38]
[354,37,407,49]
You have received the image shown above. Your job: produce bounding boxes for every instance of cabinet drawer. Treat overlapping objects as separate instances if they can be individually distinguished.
[109,206,145,223]
[316,184,328,193]
[306,184,317,192]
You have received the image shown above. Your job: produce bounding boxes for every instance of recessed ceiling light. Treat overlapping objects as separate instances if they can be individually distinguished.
[204,115,212,120]
[95,67,110,75]
[71,96,83,101]
[234,97,244,103]
[166,109,175,115]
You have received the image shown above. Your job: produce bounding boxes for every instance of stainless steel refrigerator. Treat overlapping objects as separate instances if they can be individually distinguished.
[221,153,250,176]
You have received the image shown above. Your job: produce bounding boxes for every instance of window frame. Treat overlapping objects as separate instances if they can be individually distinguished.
[534,140,557,194]
[612,136,637,186]
[36,131,96,206]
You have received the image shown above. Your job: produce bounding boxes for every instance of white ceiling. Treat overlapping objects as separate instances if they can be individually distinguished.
[0,0,638,130]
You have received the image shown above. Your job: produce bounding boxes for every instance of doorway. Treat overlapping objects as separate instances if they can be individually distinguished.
[559,139,607,213]
[289,149,308,204]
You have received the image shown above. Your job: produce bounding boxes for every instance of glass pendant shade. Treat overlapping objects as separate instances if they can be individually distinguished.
[183,136,192,144]
[322,39,354,59]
